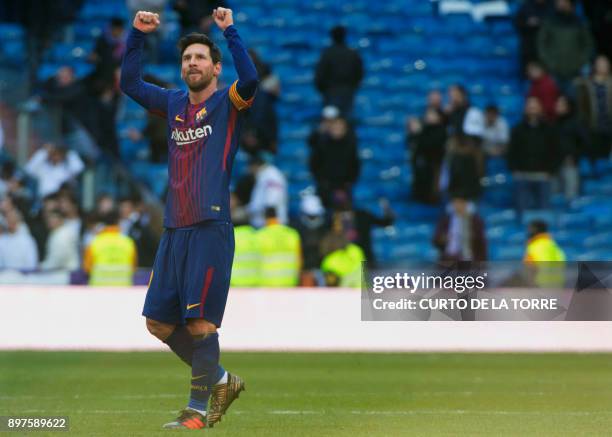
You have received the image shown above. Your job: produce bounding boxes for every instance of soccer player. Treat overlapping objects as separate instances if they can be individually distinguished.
[120,8,258,429]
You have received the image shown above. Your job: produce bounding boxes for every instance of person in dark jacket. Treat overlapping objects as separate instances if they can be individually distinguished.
[508,96,560,215]
[554,95,586,199]
[514,0,554,74]
[407,107,447,204]
[573,55,612,164]
[433,197,487,262]
[240,49,279,156]
[537,0,593,88]
[308,106,360,207]
[442,134,483,201]
[314,25,364,117]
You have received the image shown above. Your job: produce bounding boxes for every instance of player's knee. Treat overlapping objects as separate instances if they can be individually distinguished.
[186,319,217,337]
[146,318,175,341]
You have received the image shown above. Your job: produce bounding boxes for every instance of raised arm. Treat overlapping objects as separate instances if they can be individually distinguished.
[213,8,258,109]
[120,11,170,117]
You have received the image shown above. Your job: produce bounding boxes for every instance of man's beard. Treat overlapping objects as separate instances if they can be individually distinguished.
[185,72,212,92]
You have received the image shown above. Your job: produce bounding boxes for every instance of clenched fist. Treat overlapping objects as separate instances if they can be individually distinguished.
[212,8,233,31]
[133,11,160,33]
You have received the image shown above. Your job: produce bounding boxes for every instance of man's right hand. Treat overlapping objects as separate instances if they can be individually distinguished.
[133,11,160,33]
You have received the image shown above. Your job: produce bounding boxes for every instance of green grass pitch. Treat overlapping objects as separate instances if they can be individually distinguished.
[1,351,612,436]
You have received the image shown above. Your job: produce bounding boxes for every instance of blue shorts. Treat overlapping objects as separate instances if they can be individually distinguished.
[143,220,235,328]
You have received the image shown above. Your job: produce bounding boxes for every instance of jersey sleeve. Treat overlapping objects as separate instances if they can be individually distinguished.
[229,80,255,110]
[223,25,258,110]
[120,28,170,117]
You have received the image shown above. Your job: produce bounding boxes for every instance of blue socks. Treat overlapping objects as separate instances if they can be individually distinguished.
[188,333,220,412]
[163,326,194,366]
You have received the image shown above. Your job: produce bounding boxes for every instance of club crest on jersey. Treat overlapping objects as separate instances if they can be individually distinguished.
[171,125,212,147]
[195,107,207,121]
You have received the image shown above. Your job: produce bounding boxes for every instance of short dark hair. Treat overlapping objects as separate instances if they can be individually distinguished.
[264,206,277,219]
[529,220,548,235]
[330,26,346,44]
[110,17,124,28]
[178,33,222,64]
[101,209,120,226]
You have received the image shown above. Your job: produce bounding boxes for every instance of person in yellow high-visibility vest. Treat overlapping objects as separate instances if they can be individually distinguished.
[255,207,301,287]
[83,210,137,286]
[523,220,566,288]
[230,205,260,287]
[321,240,365,288]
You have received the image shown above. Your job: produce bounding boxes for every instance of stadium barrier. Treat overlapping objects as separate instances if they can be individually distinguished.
[1,286,611,352]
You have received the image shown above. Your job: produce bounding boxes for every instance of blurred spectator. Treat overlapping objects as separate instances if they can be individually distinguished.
[126,74,169,162]
[90,17,126,88]
[507,97,560,215]
[230,195,259,287]
[57,188,83,238]
[527,61,560,121]
[574,55,612,163]
[308,106,360,207]
[514,0,554,73]
[89,67,122,157]
[83,209,137,286]
[240,49,280,156]
[0,207,38,270]
[407,108,447,204]
[173,0,225,36]
[441,135,483,201]
[554,95,585,199]
[24,143,84,198]
[315,25,364,116]
[28,193,60,260]
[292,193,328,272]
[328,191,394,268]
[118,193,158,267]
[427,90,445,114]
[445,85,484,138]
[523,220,566,287]
[320,220,364,288]
[432,197,487,262]
[0,161,34,214]
[127,0,166,63]
[39,67,84,135]
[537,0,593,88]
[255,207,301,287]
[40,208,80,270]
[481,105,510,157]
[581,0,612,64]
[247,153,288,228]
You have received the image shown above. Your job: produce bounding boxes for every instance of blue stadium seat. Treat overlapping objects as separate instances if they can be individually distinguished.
[583,232,612,250]
[491,244,524,261]
[558,213,592,230]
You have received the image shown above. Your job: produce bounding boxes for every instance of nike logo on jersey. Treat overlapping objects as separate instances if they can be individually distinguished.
[175,115,184,122]
[171,126,213,146]
[186,303,201,310]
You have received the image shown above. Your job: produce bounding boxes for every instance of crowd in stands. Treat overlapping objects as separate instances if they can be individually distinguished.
[1,0,611,286]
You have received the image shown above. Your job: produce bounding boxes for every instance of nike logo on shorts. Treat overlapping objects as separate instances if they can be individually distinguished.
[186,303,201,310]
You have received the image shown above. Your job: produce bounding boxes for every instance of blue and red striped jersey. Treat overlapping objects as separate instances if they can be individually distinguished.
[120,26,257,228]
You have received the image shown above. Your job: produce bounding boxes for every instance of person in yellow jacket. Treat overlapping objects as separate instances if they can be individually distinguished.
[321,239,365,288]
[523,220,566,288]
[255,207,301,287]
[230,204,260,287]
[83,210,137,286]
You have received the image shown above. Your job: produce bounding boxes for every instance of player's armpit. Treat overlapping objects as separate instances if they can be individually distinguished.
[229,81,255,111]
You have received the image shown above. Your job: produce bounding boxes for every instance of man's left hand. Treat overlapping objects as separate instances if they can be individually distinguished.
[212,7,233,31]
